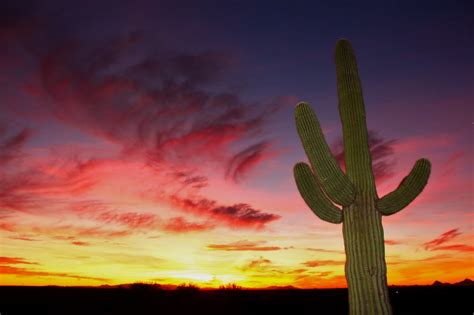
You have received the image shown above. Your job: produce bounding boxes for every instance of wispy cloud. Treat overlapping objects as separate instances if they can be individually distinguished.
[423,228,461,250]
[0,265,108,282]
[71,241,90,246]
[225,141,274,183]
[207,240,282,251]
[163,216,215,233]
[170,195,280,229]
[0,3,284,235]
[429,244,474,252]
[0,256,108,281]
[305,248,345,254]
[303,260,345,267]
[0,257,39,265]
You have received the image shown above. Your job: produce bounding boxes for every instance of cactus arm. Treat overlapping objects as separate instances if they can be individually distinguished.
[295,102,355,206]
[377,159,431,215]
[335,39,375,191]
[294,162,343,224]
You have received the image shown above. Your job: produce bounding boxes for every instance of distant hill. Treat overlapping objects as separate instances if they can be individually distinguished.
[432,278,473,287]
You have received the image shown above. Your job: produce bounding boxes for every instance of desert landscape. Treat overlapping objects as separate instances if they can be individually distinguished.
[0,1,472,314]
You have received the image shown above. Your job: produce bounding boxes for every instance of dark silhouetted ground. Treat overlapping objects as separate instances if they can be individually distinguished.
[0,285,472,315]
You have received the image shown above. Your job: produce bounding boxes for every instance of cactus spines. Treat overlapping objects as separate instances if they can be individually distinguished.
[293,39,431,314]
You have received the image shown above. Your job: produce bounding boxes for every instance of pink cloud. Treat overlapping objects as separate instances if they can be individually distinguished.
[225,141,275,183]
[29,36,278,174]
[0,11,288,239]
[0,156,104,212]
[169,195,280,229]
[162,216,214,233]
[392,134,456,154]
[96,211,158,229]
[423,228,462,250]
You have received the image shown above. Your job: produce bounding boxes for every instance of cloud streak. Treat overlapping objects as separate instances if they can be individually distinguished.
[207,240,282,251]
[163,216,215,233]
[0,257,39,265]
[423,228,461,250]
[170,195,280,229]
[0,256,108,282]
[0,265,108,282]
[303,260,345,267]
[225,141,273,183]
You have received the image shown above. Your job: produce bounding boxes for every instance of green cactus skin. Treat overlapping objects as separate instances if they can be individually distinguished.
[293,40,431,314]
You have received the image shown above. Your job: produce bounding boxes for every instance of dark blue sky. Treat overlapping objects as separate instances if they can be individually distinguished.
[2,0,472,183]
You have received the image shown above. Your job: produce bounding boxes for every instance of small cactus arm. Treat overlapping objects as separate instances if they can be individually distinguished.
[293,39,431,315]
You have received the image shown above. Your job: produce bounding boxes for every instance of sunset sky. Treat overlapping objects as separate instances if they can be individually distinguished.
[0,1,472,288]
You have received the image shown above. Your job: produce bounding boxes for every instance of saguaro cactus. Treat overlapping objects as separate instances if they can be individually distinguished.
[293,39,431,314]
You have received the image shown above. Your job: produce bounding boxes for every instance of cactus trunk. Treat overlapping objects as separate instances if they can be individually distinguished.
[343,191,391,314]
[293,39,431,314]
[337,39,391,314]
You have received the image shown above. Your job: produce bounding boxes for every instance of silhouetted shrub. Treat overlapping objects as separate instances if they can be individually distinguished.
[176,283,200,293]
[218,283,242,291]
[129,282,163,291]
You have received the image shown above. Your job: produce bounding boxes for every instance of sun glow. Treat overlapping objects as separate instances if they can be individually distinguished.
[153,271,245,285]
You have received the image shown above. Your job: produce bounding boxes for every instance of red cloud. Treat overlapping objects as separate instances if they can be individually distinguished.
[9,235,39,241]
[424,228,462,250]
[303,260,345,267]
[0,221,18,232]
[169,195,280,229]
[24,224,133,240]
[0,156,105,213]
[170,171,208,190]
[0,265,108,282]
[162,216,214,233]
[71,241,90,246]
[96,211,158,229]
[31,36,276,173]
[385,240,401,245]
[0,257,38,265]
[71,201,215,233]
[0,9,288,238]
[428,244,474,252]
[226,141,274,183]
[207,240,281,251]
